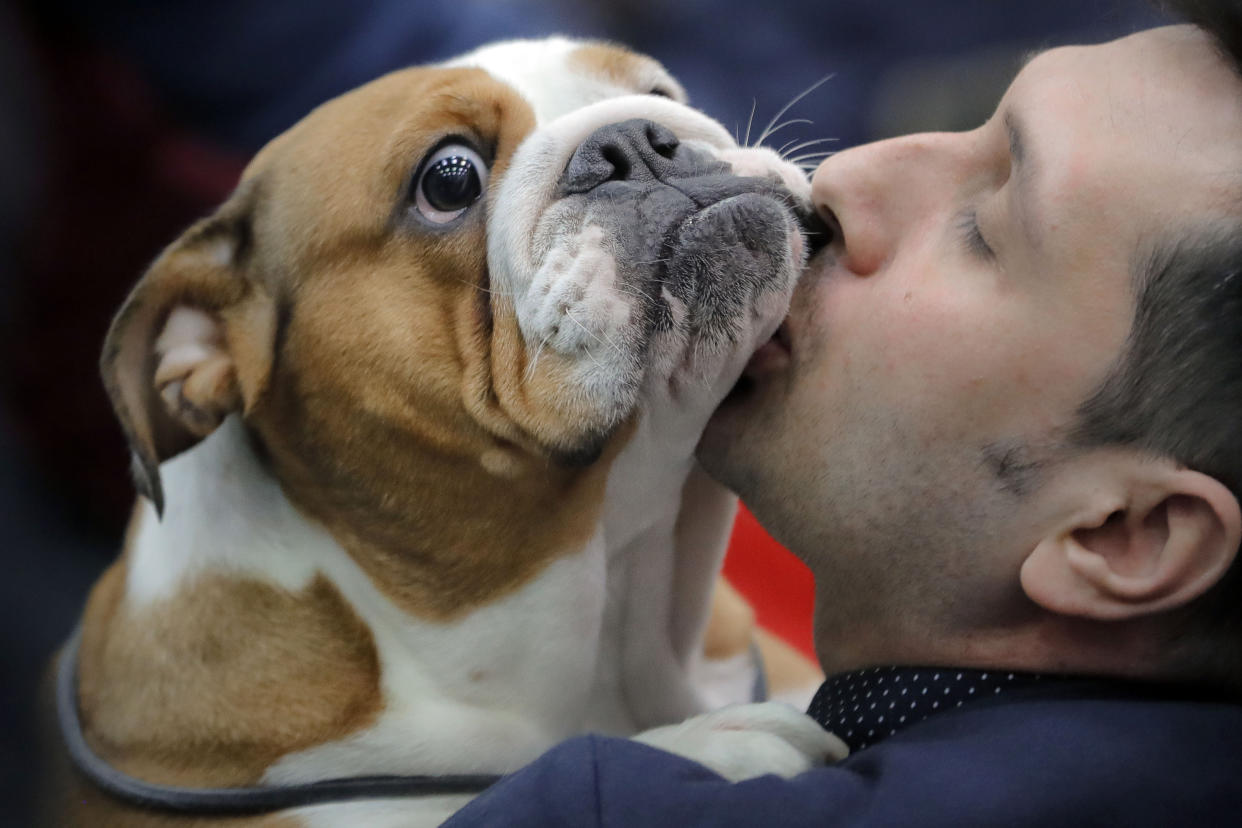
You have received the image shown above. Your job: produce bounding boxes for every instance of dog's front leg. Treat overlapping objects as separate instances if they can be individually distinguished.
[610,507,713,729]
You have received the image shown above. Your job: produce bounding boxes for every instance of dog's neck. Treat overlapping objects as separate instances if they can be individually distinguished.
[81,414,713,787]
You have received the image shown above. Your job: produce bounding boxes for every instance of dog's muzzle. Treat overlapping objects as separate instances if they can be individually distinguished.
[556,118,798,338]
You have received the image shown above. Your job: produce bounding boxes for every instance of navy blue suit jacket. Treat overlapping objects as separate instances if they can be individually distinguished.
[443,682,1242,827]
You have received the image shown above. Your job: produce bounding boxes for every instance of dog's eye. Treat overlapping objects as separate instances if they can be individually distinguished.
[413,142,489,224]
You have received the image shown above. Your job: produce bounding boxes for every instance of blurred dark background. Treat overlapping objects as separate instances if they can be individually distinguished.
[3,0,1167,822]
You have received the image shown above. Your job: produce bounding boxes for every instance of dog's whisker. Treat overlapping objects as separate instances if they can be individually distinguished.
[790,148,837,159]
[451,276,518,298]
[525,330,555,381]
[612,285,650,301]
[754,73,834,146]
[564,310,626,362]
[776,137,803,157]
[790,151,837,166]
[780,137,838,159]
[789,149,838,162]
[743,98,758,147]
[757,118,813,147]
[583,350,607,371]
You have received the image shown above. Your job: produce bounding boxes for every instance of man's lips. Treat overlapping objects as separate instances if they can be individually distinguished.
[799,207,835,258]
[738,208,825,381]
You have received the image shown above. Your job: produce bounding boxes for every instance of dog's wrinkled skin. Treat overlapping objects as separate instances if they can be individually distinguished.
[50,38,842,827]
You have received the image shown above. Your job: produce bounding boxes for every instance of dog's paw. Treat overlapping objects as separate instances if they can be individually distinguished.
[632,701,848,781]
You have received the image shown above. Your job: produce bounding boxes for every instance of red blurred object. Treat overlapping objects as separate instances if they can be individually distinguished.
[723,505,816,660]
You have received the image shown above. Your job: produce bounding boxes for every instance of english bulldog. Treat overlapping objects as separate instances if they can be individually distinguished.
[49,37,842,827]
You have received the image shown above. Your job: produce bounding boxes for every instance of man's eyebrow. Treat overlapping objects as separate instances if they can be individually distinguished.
[1005,109,1026,167]
[1003,108,1042,250]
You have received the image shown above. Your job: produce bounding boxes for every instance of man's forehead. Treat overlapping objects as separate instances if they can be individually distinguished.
[1009,25,1240,110]
[1001,25,1242,207]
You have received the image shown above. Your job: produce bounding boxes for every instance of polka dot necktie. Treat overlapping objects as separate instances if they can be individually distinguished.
[807,666,1046,752]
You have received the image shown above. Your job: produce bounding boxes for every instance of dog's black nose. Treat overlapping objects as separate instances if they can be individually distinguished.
[560,119,686,194]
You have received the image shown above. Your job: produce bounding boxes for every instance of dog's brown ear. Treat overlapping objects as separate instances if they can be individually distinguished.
[101,187,276,516]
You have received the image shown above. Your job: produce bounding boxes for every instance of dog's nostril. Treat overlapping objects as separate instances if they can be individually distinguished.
[646,123,679,160]
[601,144,631,182]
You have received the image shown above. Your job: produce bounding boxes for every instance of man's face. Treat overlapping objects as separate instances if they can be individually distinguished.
[698,25,1242,663]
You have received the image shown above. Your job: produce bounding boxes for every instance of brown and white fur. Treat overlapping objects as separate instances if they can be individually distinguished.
[48,38,839,827]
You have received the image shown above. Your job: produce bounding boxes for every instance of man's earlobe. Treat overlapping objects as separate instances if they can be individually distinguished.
[1020,466,1241,621]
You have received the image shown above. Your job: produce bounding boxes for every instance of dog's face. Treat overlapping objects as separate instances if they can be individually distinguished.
[103,38,807,616]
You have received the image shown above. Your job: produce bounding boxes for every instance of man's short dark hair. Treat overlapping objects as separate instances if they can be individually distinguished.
[1069,0,1242,688]
[1160,0,1242,65]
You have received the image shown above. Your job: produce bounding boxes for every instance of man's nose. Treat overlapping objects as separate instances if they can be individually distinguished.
[811,131,965,276]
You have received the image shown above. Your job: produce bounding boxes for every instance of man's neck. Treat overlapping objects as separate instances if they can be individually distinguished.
[812,602,1164,681]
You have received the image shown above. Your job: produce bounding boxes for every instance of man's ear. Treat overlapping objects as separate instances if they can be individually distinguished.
[1020,456,1241,621]
[100,186,276,516]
